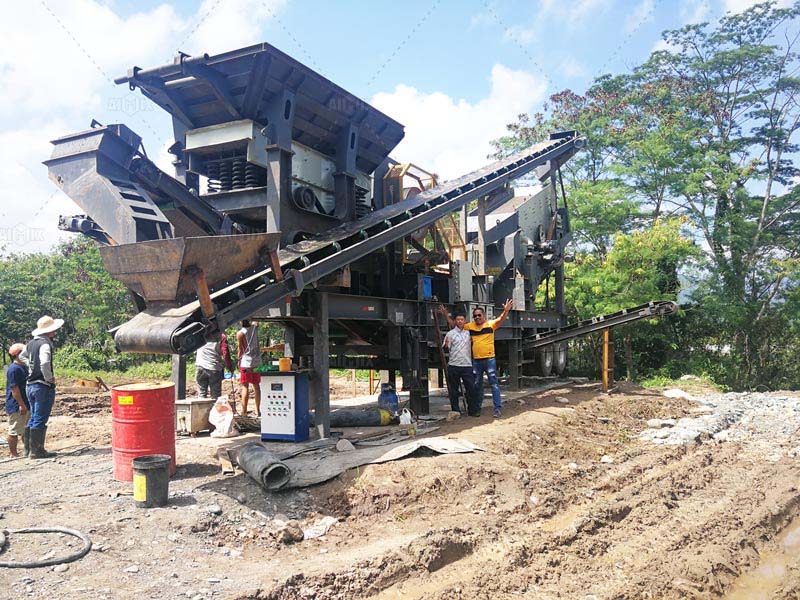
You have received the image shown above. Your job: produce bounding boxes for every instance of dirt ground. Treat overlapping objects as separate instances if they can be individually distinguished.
[2,377,800,599]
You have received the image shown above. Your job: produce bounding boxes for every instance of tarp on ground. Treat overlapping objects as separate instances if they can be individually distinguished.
[235,436,483,490]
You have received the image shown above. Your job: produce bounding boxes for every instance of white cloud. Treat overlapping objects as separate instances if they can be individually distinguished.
[560,57,587,79]
[680,0,711,22]
[371,64,547,181]
[469,11,494,29]
[0,0,286,253]
[503,0,611,45]
[651,38,678,53]
[0,0,286,116]
[722,0,792,12]
[625,0,656,33]
[0,121,76,253]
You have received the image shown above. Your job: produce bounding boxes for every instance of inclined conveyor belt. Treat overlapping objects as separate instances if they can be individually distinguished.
[523,301,679,349]
[113,132,585,354]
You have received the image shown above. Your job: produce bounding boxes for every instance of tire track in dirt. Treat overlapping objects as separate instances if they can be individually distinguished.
[236,386,800,600]
[417,445,800,599]
[246,443,800,600]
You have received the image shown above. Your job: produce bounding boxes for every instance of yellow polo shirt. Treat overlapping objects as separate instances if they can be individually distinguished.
[464,318,500,359]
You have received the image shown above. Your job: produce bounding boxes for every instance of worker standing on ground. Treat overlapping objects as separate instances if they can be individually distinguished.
[23,315,64,458]
[466,301,513,417]
[444,301,513,418]
[5,343,30,457]
[441,311,480,417]
[195,332,233,399]
[237,320,262,416]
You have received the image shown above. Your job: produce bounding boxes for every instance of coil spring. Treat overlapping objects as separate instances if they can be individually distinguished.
[245,163,261,187]
[219,160,232,192]
[355,199,370,218]
[231,158,246,190]
[355,185,370,217]
[206,162,221,193]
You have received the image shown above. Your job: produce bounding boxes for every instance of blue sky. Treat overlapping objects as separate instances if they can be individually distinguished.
[0,0,771,253]
[108,0,718,102]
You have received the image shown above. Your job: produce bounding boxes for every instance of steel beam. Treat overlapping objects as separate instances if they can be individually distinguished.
[241,53,272,119]
[184,63,241,119]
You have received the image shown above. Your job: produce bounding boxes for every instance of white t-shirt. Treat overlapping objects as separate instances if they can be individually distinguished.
[238,325,261,369]
[444,327,472,367]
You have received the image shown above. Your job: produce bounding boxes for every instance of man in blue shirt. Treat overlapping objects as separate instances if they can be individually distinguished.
[5,343,29,457]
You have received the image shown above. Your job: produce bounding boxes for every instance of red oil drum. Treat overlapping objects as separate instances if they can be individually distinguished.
[111,382,176,482]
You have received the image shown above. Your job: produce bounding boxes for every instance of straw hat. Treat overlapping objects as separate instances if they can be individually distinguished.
[32,315,65,336]
[9,343,25,357]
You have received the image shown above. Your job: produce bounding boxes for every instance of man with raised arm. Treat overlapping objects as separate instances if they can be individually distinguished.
[440,300,513,418]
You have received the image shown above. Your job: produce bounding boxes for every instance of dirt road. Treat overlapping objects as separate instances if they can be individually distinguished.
[2,380,800,599]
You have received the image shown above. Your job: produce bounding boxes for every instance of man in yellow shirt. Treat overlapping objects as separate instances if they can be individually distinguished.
[440,299,513,418]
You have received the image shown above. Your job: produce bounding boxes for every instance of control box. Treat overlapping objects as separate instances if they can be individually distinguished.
[259,372,310,442]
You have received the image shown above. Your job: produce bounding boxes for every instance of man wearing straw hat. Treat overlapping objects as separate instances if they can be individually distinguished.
[23,315,64,459]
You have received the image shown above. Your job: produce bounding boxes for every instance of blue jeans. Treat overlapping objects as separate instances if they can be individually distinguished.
[473,357,501,411]
[26,383,56,430]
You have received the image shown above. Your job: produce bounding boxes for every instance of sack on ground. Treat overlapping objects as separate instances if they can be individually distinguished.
[209,398,239,438]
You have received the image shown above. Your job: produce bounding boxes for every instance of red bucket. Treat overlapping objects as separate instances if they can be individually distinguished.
[111,382,176,482]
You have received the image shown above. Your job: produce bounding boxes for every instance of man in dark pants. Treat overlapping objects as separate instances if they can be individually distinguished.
[442,312,479,416]
[23,315,63,459]
[195,333,233,399]
[442,300,513,418]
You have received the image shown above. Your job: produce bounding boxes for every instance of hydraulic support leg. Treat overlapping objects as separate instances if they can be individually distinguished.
[171,354,187,400]
[508,338,521,391]
[312,292,330,438]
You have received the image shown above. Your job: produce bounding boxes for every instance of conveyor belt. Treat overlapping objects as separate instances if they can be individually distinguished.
[523,301,679,349]
[113,131,585,354]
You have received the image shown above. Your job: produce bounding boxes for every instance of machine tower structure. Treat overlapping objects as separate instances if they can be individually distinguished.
[45,44,585,431]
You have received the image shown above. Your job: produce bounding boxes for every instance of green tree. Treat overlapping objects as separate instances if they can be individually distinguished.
[494,1,800,388]
[566,219,698,379]
[0,237,136,366]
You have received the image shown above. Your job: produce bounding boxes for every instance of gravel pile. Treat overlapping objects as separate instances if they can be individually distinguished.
[640,390,800,450]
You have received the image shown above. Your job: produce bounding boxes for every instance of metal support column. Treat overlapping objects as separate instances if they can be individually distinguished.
[476,196,487,275]
[409,304,430,414]
[555,264,566,318]
[264,88,295,237]
[333,122,359,221]
[409,360,430,414]
[602,327,614,393]
[171,354,186,400]
[265,147,292,233]
[312,292,330,438]
[283,326,296,358]
[508,338,521,391]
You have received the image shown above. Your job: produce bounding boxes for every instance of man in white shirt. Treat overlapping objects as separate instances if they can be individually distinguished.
[442,311,480,417]
[237,320,262,416]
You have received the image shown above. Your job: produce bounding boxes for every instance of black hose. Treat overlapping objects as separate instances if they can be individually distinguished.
[0,527,92,568]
